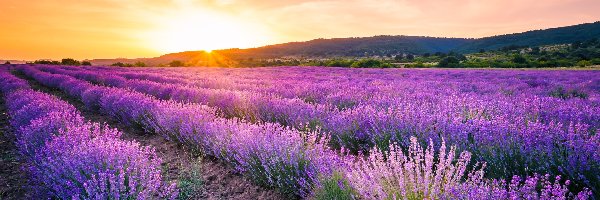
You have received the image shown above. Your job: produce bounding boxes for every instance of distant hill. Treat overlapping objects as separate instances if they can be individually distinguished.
[213,36,472,59]
[455,21,600,52]
[89,21,600,66]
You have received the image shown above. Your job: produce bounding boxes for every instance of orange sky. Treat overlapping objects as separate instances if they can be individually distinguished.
[1,0,599,60]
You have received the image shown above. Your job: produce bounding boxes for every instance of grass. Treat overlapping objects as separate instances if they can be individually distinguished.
[176,158,204,200]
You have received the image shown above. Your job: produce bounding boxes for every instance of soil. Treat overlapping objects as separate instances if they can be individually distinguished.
[0,97,30,199]
[10,71,285,199]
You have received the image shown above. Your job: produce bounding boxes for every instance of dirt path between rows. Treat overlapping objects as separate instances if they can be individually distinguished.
[0,97,30,199]
[13,71,285,200]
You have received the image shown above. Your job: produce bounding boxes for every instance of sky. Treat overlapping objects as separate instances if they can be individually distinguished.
[1,0,599,60]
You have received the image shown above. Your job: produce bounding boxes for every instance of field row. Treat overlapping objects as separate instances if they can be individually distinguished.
[0,68,177,198]
[3,66,598,199]
[40,65,599,194]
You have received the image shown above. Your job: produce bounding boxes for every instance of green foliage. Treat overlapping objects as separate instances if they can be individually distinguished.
[134,61,147,67]
[326,59,355,67]
[312,172,356,200]
[61,58,81,66]
[512,54,527,64]
[169,60,185,67]
[576,60,592,67]
[81,61,92,66]
[111,62,134,67]
[458,21,600,52]
[549,86,589,99]
[438,56,461,68]
[297,58,396,68]
[405,62,435,68]
[440,40,600,68]
[33,60,61,65]
[350,59,394,68]
[176,161,204,200]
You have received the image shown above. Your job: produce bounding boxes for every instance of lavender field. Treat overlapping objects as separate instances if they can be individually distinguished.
[0,65,598,199]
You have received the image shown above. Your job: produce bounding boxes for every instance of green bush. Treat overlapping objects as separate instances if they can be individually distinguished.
[350,59,393,68]
[134,61,147,67]
[312,172,356,200]
[438,56,461,68]
[576,60,592,67]
[169,60,185,67]
[61,58,81,66]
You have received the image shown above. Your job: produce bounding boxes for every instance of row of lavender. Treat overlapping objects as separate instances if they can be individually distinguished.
[86,66,600,111]
[67,66,600,131]
[0,68,176,199]
[30,64,596,198]
[14,65,339,197]
[46,65,599,195]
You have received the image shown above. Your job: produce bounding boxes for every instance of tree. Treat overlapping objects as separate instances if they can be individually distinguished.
[34,60,54,65]
[81,61,92,66]
[576,60,592,67]
[530,47,541,55]
[4,61,10,65]
[61,58,81,66]
[111,62,126,67]
[438,56,460,68]
[394,55,404,61]
[406,54,415,60]
[350,59,392,68]
[134,61,147,67]
[512,55,527,64]
[169,60,184,67]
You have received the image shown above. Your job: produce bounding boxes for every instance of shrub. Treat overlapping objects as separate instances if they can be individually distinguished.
[346,137,486,199]
[61,58,81,66]
[350,59,392,68]
[135,61,147,67]
[576,60,592,67]
[111,62,134,67]
[312,172,357,200]
[169,60,185,67]
[344,137,592,199]
[438,56,461,68]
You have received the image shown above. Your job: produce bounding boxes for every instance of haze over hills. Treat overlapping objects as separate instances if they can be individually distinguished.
[88,21,600,66]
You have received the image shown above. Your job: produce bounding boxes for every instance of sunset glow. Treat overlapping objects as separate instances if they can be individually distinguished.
[143,8,271,53]
[1,0,599,60]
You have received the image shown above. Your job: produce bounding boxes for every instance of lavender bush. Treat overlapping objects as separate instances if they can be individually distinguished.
[0,68,176,199]
[43,65,599,195]
[14,65,598,198]
[18,65,336,198]
[345,136,592,199]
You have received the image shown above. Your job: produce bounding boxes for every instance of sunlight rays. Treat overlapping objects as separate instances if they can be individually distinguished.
[143,8,271,53]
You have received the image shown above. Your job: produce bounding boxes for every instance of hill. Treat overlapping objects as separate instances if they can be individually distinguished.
[456,21,600,52]
[88,21,600,66]
[213,36,472,59]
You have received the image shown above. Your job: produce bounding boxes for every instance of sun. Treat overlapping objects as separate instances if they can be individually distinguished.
[145,10,270,53]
